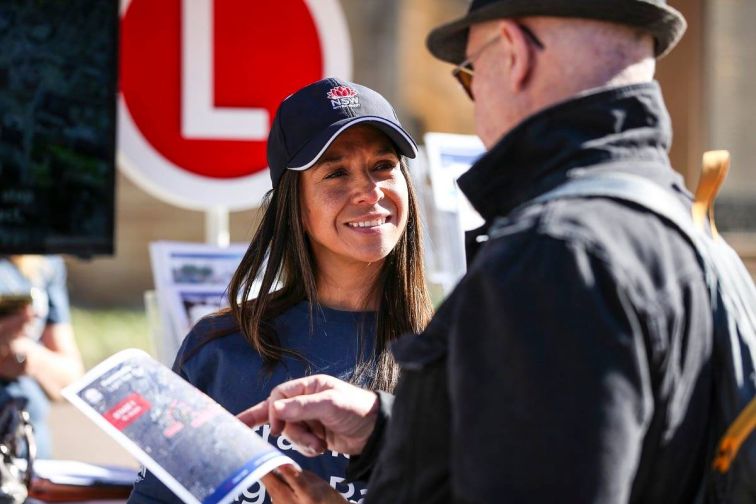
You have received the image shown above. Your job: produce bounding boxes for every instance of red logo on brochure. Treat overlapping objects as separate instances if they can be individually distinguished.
[104,393,150,431]
[326,86,358,99]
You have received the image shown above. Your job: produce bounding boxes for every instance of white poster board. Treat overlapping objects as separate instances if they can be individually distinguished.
[149,241,246,364]
[420,133,486,296]
[118,0,353,210]
[424,132,485,231]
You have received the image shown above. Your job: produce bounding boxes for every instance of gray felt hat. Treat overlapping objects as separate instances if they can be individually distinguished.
[427,0,687,64]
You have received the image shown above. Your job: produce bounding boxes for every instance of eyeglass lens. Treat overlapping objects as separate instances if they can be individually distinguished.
[452,23,544,101]
[453,65,474,99]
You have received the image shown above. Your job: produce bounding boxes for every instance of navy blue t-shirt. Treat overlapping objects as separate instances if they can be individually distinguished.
[128,302,375,504]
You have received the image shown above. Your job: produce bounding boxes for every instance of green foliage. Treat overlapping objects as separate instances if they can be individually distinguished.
[70,307,155,370]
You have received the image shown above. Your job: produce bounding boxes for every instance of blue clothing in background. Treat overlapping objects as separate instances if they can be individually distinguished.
[129,302,375,504]
[0,256,71,458]
[0,256,71,328]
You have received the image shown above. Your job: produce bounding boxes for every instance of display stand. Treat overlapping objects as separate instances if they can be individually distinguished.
[205,206,230,247]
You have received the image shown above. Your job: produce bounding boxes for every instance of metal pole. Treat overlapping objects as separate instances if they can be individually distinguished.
[205,205,230,246]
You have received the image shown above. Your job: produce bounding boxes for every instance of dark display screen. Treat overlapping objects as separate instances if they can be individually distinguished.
[0,0,118,256]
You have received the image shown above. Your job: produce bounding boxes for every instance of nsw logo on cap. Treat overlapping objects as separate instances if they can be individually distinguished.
[326,85,360,110]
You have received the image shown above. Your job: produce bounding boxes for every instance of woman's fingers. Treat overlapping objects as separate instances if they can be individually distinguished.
[276,467,348,504]
[261,469,295,503]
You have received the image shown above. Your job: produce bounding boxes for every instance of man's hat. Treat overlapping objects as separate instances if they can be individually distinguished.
[266,78,417,188]
[426,0,687,64]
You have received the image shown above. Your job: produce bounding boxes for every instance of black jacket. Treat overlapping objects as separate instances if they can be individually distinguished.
[349,83,714,503]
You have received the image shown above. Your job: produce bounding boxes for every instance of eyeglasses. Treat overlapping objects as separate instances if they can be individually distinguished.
[452,23,545,100]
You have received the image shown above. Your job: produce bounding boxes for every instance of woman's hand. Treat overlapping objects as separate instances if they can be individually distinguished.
[262,466,347,504]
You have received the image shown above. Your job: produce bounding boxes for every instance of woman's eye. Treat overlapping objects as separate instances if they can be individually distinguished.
[374,161,398,172]
[324,168,347,180]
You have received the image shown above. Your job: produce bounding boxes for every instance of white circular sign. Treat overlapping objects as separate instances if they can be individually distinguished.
[118,0,352,210]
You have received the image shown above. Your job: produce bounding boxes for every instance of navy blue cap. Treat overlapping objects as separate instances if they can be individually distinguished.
[267,78,418,188]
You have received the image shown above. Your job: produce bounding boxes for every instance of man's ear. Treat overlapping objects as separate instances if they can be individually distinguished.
[497,19,535,92]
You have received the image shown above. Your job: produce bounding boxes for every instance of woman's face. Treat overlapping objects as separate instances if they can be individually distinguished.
[299,124,409,270]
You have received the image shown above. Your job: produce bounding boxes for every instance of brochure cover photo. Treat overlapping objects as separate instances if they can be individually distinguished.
[62,349,295,504]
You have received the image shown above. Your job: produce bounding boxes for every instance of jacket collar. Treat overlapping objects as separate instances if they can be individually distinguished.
[458,82,676,222]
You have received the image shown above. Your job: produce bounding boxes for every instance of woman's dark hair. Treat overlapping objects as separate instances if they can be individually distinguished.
[221,155,432,392]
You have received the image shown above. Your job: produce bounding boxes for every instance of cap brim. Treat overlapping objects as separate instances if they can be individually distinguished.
[287,116,418,172]
[426,1,687,64]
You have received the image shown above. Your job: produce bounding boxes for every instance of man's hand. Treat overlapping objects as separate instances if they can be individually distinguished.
[238,375,378,457]
[262,466,347,504]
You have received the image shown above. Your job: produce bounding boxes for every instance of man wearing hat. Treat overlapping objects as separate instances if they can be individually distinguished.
[242,2,714,502]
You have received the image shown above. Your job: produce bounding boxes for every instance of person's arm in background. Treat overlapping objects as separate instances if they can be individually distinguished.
[0,257,83,400]
[6,321,84,400]
[0,305,33,343]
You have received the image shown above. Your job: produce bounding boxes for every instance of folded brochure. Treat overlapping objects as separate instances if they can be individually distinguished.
[62,348,295,504]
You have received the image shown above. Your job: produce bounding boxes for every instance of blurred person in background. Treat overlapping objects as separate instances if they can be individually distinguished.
[0,255,84,459]
[239,1,721,503]
[128,78,432,504]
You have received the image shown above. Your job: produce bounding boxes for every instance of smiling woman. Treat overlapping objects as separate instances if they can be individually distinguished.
[128,78,433,504]
[300,125,409,290]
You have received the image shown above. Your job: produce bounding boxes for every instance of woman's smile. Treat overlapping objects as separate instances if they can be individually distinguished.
[300,124,409,268]
[345,214,391,230]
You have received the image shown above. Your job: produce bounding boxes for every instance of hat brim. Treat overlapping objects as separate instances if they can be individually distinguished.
[426,0,687,64]
[287,116,418,172]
